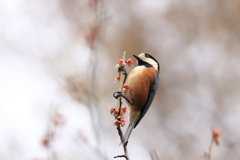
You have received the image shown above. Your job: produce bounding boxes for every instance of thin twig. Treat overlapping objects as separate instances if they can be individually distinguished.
[207,138,214,160]
[116,126,128,155]
[114,155,129,160]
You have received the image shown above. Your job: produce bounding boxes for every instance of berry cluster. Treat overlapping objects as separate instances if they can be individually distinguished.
[115,58,134,68]
[110,107,127,127]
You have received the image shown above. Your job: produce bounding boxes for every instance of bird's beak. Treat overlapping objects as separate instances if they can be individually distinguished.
[133,54,141,61]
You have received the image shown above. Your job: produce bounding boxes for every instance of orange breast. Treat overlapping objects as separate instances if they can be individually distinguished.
[124,67,156,111]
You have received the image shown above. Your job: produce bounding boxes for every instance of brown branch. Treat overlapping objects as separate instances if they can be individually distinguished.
[116,126,128,155]
[114,51,129,160]
[114,154,129,160]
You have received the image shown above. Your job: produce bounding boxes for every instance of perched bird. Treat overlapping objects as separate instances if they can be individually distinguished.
[117,53,160,144]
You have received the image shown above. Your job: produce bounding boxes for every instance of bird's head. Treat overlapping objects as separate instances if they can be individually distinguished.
[133,53,160,71]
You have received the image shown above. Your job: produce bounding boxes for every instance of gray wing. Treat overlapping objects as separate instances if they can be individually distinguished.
[134,71,160,128]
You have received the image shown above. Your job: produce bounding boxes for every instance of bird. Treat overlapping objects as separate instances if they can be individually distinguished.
[115,53,160,144]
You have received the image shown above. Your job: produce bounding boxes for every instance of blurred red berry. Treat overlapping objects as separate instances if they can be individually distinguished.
[123,84,130,89]
[121,119,125,122]
[126,58,134,67]
[212,128,221,138]
[41,138,49,148]
[113,120,122,126]
[41,132,54,148]
[115,59,126,69]
[110,107,115,114]
[119,110,124,115]
[212,128,222,145]
[121,107,127,113]
[118,59,125,67]
[115,75,120,81]
[114,110,118,114]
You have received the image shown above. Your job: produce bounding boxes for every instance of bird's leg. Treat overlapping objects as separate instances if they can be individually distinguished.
[113,91,133,105]
[118,67,128,84]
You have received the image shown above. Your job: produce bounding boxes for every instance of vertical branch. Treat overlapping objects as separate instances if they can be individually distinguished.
[116,52,126,111]
[113,51,129,160]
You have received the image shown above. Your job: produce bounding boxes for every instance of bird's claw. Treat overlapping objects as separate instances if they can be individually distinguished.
[113,91,124,99]
[118,67,127,75]
[113,91,132,104]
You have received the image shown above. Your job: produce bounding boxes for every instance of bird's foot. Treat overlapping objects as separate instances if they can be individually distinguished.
[118,67,127,76]
[113,91,132,104]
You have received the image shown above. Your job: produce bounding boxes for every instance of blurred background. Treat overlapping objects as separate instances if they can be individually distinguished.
[0,0,240,159]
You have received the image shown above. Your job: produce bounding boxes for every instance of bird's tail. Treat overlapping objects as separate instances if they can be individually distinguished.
[122,122,136,144]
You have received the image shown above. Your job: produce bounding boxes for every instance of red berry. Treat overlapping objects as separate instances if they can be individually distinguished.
[212,128,221,138]
[110,107,115,114]
[117,59,125,67]
[113,120,122,126]
[123,84,130,89]
[42,138,49,148]
[121,107,127,113]
[115,75,120,81]
[126,58,134,67]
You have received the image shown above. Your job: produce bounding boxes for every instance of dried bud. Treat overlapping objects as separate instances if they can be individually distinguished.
[121,120,125,127]
[116,115,122,120]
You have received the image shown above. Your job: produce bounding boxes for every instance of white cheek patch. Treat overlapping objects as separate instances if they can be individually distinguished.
[145,59,158,71]
[139,53,145,59]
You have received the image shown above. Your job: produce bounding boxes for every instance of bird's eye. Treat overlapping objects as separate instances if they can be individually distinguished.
[145,54,150,58]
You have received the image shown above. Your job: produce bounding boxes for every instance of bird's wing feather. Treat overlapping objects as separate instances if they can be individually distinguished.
[134,71,160,128]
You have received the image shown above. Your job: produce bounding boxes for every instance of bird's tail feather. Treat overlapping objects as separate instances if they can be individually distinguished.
[122,121,136,144]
